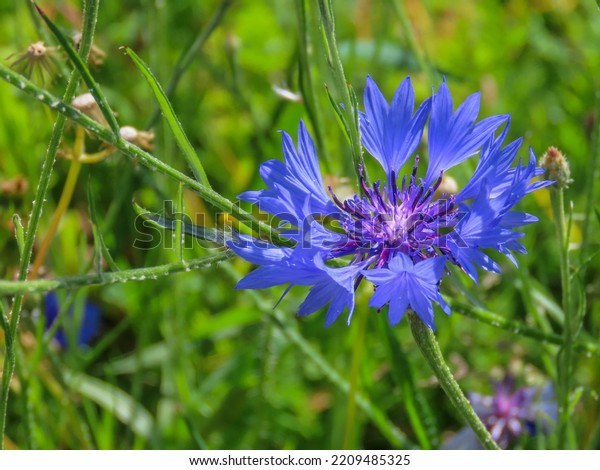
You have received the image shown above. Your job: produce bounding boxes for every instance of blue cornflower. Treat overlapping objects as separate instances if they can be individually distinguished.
[230,76,552,328]
[44,291,101,348]
[443,376,557,449]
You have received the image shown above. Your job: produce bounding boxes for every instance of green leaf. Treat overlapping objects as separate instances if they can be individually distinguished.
[12,214,25,258]
[122,46,212,188]
[0,302,9,338]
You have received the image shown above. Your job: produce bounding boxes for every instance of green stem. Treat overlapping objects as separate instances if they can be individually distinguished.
[0,250,234,296]
[341,305,369,449]
[0,0,100,449]
[550,188,576,449]
[295,0,328,169]
[316,0,365,184]
[407,312,500,450]
[0,302,12,450]
[448,298,598,356]
[390,0,435,82]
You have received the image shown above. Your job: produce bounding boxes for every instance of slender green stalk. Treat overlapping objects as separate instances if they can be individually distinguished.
[0,64,291,247]
[295,0,328,168]
[550,187,576,449]
[341,306,369,449]
[123,47,212,188]
[390,0,435,82]
[0,0,100,449]
[316,0,365,183]
[448,298,598,355]
[0,302,13,450]
[407,312,500,450]
[175,183,185,262]
[0,250,234,296]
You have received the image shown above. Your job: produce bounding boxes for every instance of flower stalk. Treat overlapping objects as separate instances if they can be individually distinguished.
[549,181,576,449]
[407,312,500,450]
[540,146,576,449]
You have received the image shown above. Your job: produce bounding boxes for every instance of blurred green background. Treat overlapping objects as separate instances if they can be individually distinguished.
[0,0,599,449]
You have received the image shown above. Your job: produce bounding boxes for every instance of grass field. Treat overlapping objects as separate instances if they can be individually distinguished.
[0,0,599,450]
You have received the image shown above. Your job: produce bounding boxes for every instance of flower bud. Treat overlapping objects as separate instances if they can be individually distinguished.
[539,146,572,188]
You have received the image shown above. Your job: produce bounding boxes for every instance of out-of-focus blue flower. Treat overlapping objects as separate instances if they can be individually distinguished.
[443,376,557,449]
[230,76,552,328]
[44,292,100,348]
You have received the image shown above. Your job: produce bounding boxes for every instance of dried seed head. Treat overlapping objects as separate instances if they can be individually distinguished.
[8,41,58,83]
[539,146,572,188]
[28,41,47,57]
[119,126,155,150]
[72,93,109,127]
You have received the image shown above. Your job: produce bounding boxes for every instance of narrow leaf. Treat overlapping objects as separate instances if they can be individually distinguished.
[122,46,212,188]
[12,214,25,258]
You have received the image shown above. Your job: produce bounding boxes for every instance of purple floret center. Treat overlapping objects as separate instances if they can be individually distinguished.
[328,157,459,267]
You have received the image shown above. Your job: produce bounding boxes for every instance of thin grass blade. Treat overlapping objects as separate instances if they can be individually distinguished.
[123,46,212,188]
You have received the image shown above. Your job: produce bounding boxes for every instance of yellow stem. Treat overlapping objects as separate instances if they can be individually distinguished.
[78,148,113,164]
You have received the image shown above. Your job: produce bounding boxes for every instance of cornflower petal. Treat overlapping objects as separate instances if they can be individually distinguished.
[425,79,509,185]
[360,76,430,177]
